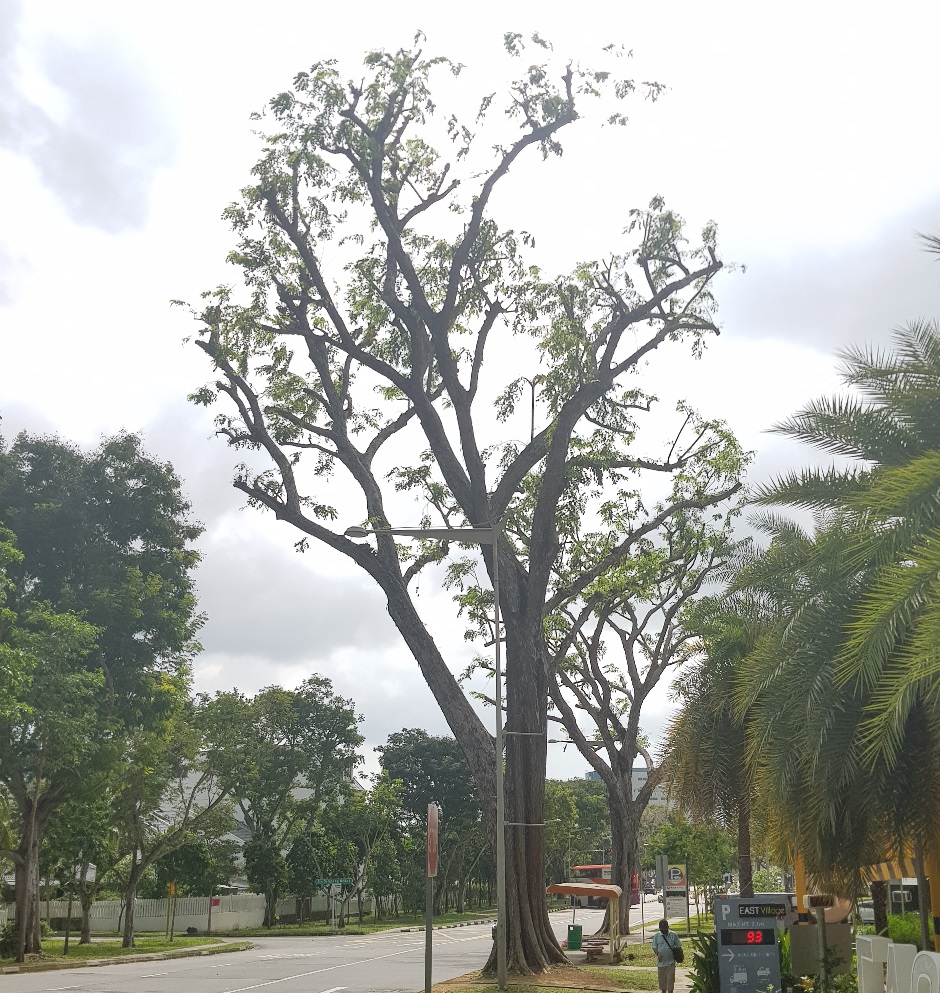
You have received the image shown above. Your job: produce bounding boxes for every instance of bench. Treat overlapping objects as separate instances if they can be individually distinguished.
[582,939,610,962]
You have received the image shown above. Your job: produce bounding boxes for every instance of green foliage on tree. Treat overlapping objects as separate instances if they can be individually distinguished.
[729,308,940,899]
[665,601,760,896]
[245,833,289,927]
[378,729,483,913]
[110,692,237,946]
[146,835,239,899]
[186,31,746,972]
[0,431,204,960]
[643,813,735,910]
[211,678,363,853]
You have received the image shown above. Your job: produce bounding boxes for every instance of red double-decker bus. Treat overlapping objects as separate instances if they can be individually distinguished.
[567,865,640,906]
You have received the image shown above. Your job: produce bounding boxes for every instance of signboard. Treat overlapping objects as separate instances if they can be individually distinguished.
[714,895,784,993]
[315,878,353,885]
[427,803,439,878]
[664,863,688,919]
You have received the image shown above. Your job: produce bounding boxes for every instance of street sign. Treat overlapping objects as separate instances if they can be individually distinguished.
[427,803,439,878]
[714,895,784,993]
[655,853,668,889]
[315,878,353,885]
[664,863,688,919]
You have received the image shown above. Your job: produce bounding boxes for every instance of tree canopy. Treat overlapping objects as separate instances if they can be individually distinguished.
[188,34,745,973]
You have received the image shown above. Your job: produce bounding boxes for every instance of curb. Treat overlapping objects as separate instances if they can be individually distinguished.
[400,919,493,933]
[0,939,251,974]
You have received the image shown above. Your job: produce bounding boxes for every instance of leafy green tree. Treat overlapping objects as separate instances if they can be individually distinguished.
[642,813,735,913]
[545,489,745,933]
[245,834,289,926]
[543,781,580,887]
[147,835,238,898]
[0,432,203,959]
[111,693,237,946]
[378,730,482,912]
[212,678,363,857]
[188,34,742,973]
[41,792,121,943]
[0,528,105,959]
[322,774,402,922]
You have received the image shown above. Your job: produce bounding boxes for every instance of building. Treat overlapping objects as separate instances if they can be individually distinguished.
[584,768,667,805]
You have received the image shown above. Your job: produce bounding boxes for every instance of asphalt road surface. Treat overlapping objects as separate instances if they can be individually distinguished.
[1,900,663,993]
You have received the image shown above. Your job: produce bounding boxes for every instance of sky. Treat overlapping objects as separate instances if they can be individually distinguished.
[2,0,939,782]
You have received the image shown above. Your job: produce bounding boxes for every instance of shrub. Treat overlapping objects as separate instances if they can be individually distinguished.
[688,933,719,993]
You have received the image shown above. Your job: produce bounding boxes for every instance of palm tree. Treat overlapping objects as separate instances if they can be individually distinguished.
[737,300,940,942]
[665,601,759,896]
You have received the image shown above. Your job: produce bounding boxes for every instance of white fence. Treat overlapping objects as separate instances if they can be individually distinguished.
[2,890,374,933]
[2,894,266,933]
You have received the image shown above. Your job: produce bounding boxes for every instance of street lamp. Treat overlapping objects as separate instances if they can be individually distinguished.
[344,522,507,990]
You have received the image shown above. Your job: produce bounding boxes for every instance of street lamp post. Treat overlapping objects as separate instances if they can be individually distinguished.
[344,523,507,990]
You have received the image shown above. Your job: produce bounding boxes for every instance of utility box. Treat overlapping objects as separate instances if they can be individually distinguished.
[567,924,583,950]
[789,923,853,976]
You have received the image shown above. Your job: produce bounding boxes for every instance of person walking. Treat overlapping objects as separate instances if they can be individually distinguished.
[652,918,682,993]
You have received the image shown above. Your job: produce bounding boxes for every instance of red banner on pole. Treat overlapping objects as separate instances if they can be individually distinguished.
[427,803,439,877]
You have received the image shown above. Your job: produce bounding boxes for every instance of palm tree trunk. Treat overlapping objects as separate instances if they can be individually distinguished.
[737,801,754,897]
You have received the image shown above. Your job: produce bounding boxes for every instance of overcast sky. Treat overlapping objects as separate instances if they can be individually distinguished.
[2,0,939,782]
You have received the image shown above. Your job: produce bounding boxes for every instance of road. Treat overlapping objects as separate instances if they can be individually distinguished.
[0,899,663,993]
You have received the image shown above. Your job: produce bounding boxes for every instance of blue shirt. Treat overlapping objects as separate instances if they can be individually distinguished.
[653,930,680,966]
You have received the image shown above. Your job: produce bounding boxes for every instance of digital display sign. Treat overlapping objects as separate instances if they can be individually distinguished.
[720,928,777,946]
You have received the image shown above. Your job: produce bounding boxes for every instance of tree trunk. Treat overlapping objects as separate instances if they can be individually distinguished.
[915,848,931,951]
[481,628,567,976]
[122,855,145,948]
[871,880,889,935]
[264,887,277,928]
[736,801,754,898]
[78,861,96,944]
[384,574,563,975]
[13,812,42,961]
[606,787,641,936]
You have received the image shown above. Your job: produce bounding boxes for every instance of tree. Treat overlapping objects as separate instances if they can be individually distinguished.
[544,491,744,933]
[321,774,402,922]
[665,602,760,897]
[642,813,735,915]
[41,791,121,944]
[0,431,204,959]
[244,834,289,925]
[147,835,238,898]
[111,693,236,946]
[378,729,483,912]
[213,678,363,855]
[728,307,940,943]
[188,35,742,974]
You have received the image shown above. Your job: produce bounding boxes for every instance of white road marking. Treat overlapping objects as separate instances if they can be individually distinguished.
[45,987,80,991]
[319,988,347,993]
[223,943,432,992]
[140,972,169,978]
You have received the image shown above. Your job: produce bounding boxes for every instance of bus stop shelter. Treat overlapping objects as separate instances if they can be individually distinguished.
[546,882,624,962]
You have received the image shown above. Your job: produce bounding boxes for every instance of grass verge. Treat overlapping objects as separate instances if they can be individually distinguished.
[441,968,662,993]
[0,935,250,970]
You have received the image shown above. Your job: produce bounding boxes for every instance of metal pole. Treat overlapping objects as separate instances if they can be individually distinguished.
[425,873,433,993]
[494,534,507,991]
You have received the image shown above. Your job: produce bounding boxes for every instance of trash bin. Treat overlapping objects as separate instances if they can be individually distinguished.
[567,923,583,950]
